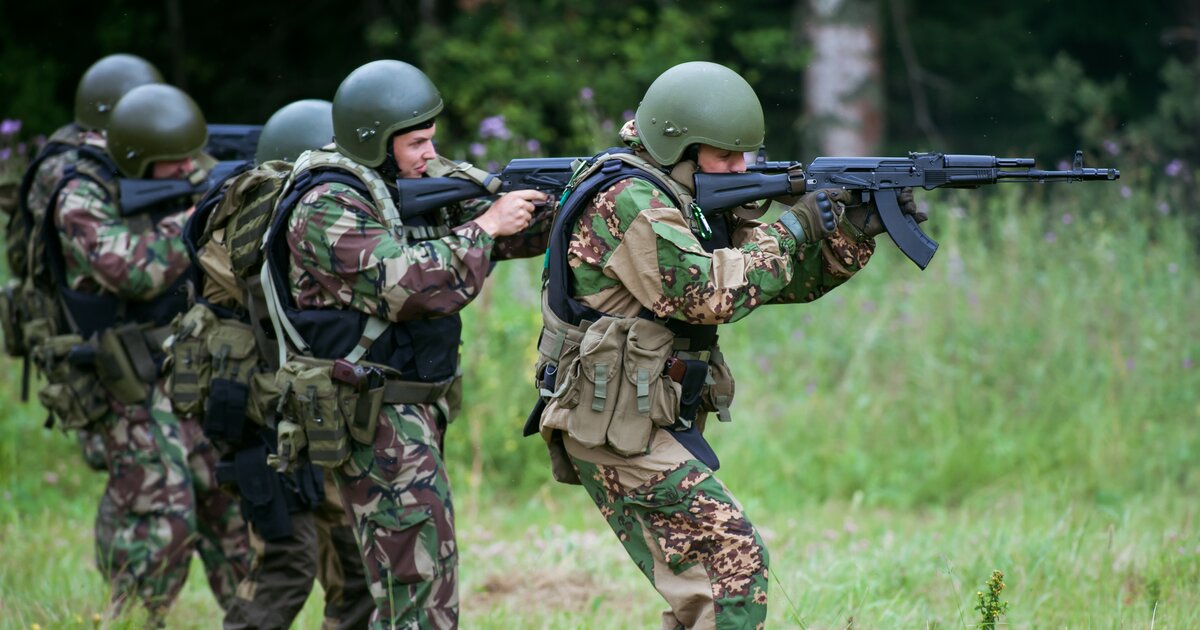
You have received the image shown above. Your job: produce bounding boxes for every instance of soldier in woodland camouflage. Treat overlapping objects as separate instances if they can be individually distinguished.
[530,61,925,629]
[51,83,250,621]
[266,60,550,628]
[5,54,164,470]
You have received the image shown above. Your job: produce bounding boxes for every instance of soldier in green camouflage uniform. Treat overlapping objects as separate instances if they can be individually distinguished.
[52,84,250,621]
[7,54,164,471]
[531,62,925,629]
[207,99,374,630]
[274,60,549,628]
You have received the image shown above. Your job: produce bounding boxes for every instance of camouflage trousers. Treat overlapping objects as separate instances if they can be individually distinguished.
[565,430,770,630]
[332,402,458,630]
[224,475,374,630]
[92,382,252,621]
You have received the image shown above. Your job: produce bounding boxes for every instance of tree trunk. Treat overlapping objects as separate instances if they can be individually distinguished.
[802,0,882,156]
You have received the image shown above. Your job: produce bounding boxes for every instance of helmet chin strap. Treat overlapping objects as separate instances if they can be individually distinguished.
[377,134,401,183]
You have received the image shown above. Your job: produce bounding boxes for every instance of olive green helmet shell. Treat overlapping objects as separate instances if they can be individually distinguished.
[74,54,164,131]
[332,60,443,167]
[107,84,208,179]
[255,99,334,164]
[634,61,765,166]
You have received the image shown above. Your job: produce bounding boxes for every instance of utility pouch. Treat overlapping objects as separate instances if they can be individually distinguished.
[274,357,356,469]
[0,280,24,357]
[700,348,735,423]
[606,318,678,456]
[35,334,109,430]
[331,358,383,445]
[95,323,155,405]
[164,304,217,416]
[236,444,294,541]
[564,317,627,449]
[674,359,710,428]
[203,320,261,443]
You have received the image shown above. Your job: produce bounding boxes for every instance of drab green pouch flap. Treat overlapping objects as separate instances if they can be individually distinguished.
[96,324,152,405]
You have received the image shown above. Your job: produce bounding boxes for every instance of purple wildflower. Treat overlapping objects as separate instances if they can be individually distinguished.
[1057,160,1071,171]
[0,119,20,135]
[622,110,635,122]
[478,115,511,141]
[469,142,486,158]
[1125,358,1136,372]
[1168,262,1179,274]
[860,299,877,314]
[1120,186,1131,198]
[1061,213,1074,225]
[525,139,540,153]
[1103,139,1120,156]
[579,86,594,102]
[1158,201,1171,215]
[1044,231,1057,243]
[1165,159,1184,178]
[0,148,10,161]
[486,160,499,172]
[1183,357,1194,370]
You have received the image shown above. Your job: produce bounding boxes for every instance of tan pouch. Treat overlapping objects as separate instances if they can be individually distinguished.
[35,334,109,430]
[566,317,628,449]
[700,347,736,423]
[606,318,677,456]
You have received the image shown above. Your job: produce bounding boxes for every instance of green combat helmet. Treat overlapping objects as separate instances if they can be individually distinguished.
[332,59,443,167]
[255,99,334,164]
[107,84,208,178]
[74,53,164,131]
[634,61,764,166]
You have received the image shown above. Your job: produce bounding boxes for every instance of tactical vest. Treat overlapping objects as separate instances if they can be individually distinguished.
[261,149,463,381]
[531,149,735,481]
[44,151,196,339]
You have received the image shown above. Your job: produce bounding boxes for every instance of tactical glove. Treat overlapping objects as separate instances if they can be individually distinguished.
[841,187,926,241]
[778,188,852,244]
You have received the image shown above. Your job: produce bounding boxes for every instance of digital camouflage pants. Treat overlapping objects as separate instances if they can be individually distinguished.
[333,402,457,629]
[565,430,770,630]
[223,475,374,630]
[92,382,251,622]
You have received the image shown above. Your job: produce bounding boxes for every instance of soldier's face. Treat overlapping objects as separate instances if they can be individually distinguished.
[696,145,747,174]
[150,157,196,180]
[392,124,438,179]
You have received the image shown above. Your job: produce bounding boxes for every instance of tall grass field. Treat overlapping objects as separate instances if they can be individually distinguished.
[1,183,1197,628]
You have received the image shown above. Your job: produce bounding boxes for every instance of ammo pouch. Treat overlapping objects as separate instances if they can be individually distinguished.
[34,334,109,430]
[165,303,275,443]
[541,316,680,457]
[273,356,378,469]
[273,355,458,470]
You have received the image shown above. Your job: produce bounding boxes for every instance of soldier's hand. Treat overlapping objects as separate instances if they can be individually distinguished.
[843,187,925,240]
[780,188,851,244]
[475,189,548,237]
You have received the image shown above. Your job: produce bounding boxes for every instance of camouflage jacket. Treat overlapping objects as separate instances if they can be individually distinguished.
[568,121,876,325]
[54,163,196,299]
[286,163,551,320]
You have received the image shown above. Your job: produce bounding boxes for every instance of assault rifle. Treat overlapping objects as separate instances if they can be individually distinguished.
[206,124,264,163]
[695,150,1120,269]
[118,160,249,215]
[391,155,785,216]
[393,157,578,212]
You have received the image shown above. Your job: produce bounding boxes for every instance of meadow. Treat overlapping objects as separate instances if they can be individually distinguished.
[1,181,1197,628]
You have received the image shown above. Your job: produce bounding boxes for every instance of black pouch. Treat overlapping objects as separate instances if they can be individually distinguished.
[236,444,293,541]
[205,378,249,445]
[291,461,325,512]
[676,359,710,425]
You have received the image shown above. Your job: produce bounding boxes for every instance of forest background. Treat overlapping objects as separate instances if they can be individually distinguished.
[1,0,1198,627]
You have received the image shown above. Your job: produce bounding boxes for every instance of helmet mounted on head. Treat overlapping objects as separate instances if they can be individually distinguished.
[634,61,764,166]
[74,54,164,131]
[106,84,208,179]
[332,60,443,168]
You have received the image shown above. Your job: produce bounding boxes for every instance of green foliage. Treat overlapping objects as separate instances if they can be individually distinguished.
[974,570,1010,629]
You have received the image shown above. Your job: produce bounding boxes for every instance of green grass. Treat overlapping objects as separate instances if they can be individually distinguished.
[2,181,1198,627]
